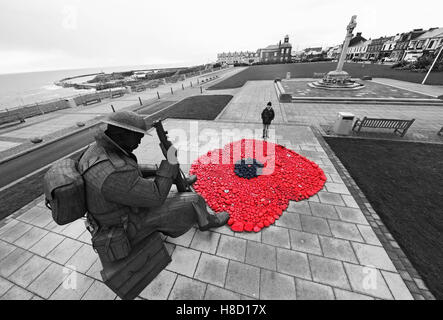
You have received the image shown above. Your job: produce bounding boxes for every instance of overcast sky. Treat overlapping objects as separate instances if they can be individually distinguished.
[0,0,442,74]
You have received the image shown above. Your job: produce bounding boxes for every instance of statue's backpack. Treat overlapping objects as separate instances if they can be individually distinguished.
[43,158,86,225]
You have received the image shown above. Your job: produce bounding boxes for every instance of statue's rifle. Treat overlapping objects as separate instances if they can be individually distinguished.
[152,119,192,192]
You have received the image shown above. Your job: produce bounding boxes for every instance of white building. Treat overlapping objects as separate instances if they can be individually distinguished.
[217,51,260,65]
[404,27,443,61]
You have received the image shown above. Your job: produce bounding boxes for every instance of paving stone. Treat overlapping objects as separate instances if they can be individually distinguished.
[16,206,48,224]
[309,202,339,220]
[0,277,14,296]
[343,263,393,300]
[28,263,72,299]
[309,255,350,290]
[335,207,368,225]
[190,230,220,254]
[352,242,396,272]
[216,235,247,262]
[295,279,334,300]
[9,255,51,288]
[319,236,358,264]
[234,230,261,242]
[307,194,320,203]
[225,260,260,298]
[276,248,311,280]
[13,227,49,250]
[0,285,34,300]
[85,259,103,281]
[82,280,117,300]
[0,219,19,235]
[0,248,33,278]
[341,195,360,208]
[245,241,276,270]
[77,231,92,245]
[357,225,382,246]
[260,269,296,300]
[0,240,16,259]
[204,285,241,300]
[166,246,200,277]
[166,227,196,247]
[61,220,87,239]
[213,224,235,236]
[381,271,414,300]
[140,269,177,300]
[276,212,302,230]
[329,173,344,184]
[261,226,290,248]
[318,192,346,206]
[194,253,229,287]
[46,238,83,265]
[329,220,364,242]
[50,272,94,300]
[287,201,311,215]
[300,215,331,236]
[169,276,206,300]
[28,232,65,257]
[28,210,53,228]
[325,182,351,195]
[66,244,98,274]
[333,288,374,300]
[0,221,33,243]
[413,277,428,291]
[44,220,69,234]
[289,230,322,255]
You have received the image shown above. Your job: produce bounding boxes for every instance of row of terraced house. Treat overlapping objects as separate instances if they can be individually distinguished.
[217,28,443,65]
[343,27,443,62]
[217,35,293,65]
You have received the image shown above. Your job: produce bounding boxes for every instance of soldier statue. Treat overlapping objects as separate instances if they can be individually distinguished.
[78,111,229,246]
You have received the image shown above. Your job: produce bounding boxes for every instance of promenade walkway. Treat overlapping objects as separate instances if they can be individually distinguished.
[0,67,244,156]
[0,76,438,300]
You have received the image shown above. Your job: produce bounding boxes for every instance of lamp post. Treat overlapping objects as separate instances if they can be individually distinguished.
[422,44,443,85]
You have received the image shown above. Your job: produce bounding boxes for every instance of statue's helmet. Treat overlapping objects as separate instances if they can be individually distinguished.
[101,111,151,135]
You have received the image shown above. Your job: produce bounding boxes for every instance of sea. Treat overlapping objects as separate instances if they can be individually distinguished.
[0,63,189,111]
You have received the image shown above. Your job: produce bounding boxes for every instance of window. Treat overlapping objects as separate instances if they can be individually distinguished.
[274,52,278,57]
[428,40,435,49]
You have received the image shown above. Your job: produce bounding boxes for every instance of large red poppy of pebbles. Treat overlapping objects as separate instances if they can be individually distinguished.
[189,139,326,233]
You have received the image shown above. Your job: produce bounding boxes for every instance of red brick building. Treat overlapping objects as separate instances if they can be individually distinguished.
[258,35,292,63]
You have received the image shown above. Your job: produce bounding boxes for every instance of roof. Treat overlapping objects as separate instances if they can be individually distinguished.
[416,27,443,40]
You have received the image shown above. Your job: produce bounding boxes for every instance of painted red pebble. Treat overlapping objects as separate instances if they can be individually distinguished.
[258,222,264,228]
[227,218,235,226]
[231,222,244,232]
[244,222,254,232]
[253,226,261,233]
[263,220,271,227]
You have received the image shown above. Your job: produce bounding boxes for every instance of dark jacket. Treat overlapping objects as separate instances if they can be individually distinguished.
[261,107,275,125]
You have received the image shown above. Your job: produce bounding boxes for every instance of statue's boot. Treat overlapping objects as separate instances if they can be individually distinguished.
[198,212,230,231]
[191,199,229,231]
[185,175,197,186]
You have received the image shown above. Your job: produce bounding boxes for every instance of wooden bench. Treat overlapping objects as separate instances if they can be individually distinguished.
[352,117,415,137]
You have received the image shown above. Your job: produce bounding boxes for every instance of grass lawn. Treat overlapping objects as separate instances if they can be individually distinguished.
[209,63,443,89]
[0,95,233,219]
[144,95,233,121]
[325,137,443,299]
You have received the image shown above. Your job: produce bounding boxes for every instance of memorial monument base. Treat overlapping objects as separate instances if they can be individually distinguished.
[309,70,365,90]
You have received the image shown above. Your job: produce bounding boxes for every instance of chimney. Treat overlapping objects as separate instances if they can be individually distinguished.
[356,32,362,37]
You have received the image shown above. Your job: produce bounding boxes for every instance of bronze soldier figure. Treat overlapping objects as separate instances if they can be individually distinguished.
[78,111,229,247]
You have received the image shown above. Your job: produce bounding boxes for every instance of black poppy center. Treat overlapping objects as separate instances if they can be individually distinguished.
[234,158,264,179]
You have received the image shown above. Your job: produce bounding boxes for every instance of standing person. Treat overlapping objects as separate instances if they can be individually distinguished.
[261,101,275,139]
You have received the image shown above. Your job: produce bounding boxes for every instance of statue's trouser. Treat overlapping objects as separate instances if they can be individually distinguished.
[127,192,210,245]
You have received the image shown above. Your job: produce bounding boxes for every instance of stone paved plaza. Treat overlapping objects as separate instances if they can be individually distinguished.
[0,119,417,300]
[1,76,442,300]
